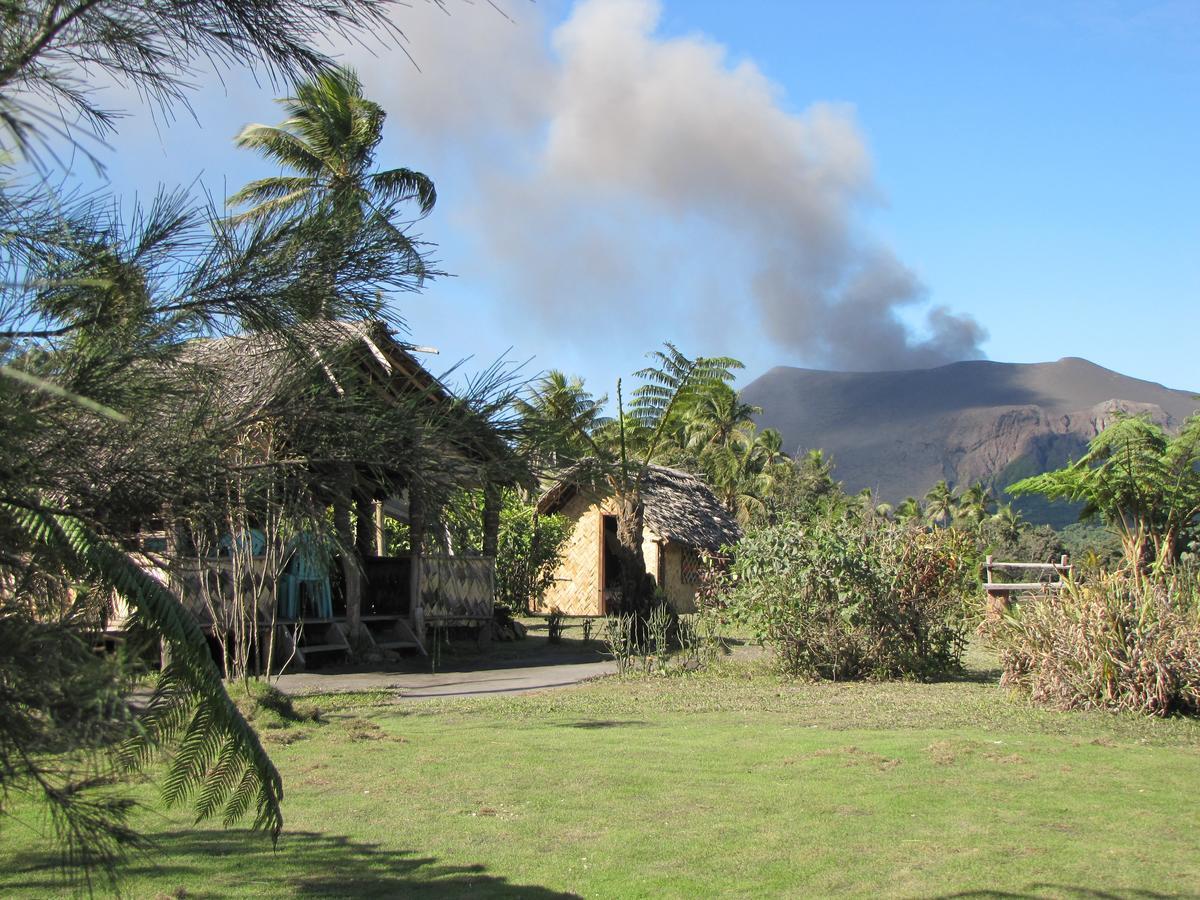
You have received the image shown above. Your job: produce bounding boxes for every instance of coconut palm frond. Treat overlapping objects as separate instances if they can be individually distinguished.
[227,176,317,210]
[232,125,328,179]
[369,168,436,215]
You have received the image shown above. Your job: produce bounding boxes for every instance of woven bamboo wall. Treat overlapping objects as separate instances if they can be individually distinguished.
[537,491,602,615]
[660,542,699,612]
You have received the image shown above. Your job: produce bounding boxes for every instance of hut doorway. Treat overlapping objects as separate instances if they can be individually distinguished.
[601,514,623,614]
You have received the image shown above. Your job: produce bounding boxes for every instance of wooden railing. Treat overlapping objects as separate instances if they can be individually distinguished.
[983,554,1072,618]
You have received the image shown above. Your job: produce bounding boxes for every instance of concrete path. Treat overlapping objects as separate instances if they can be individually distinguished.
[273,658,617,701]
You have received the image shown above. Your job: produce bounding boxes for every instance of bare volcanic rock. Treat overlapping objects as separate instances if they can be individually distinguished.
[741,358,1199,526]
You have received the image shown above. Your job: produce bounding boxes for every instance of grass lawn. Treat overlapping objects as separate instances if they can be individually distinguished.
[2,650,1199,898]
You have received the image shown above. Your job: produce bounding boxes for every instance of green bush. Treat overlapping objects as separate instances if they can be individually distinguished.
[983,571,1200,716]
[436,488,571,613]
[724,518,975,680]
[1058,523,1124,572]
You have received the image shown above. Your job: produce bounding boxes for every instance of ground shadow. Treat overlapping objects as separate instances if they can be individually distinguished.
[931,887,1196,899]
[557,719,649,729]
[3,829,582,899]
[305,636,608,678]
[950,665,1004,685]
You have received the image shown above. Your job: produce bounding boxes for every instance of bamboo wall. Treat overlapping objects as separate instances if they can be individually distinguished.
[660,542,700,613]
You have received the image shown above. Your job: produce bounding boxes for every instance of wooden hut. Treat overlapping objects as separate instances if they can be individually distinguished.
[117,319,523,667]
[534,464,740,616]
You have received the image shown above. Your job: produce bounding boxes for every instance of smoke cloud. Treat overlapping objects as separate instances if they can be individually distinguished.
[351,0,987,371]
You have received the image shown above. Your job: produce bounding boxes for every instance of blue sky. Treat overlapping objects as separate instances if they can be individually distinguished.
[76,0,1199,396]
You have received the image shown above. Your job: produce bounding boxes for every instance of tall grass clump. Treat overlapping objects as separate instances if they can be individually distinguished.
[984,570,1200,716]
[723,517,976,680]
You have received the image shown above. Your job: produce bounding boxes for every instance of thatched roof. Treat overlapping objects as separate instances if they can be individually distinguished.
[175,319,523,483]
[537,463,741,551]
[177,319,446,416]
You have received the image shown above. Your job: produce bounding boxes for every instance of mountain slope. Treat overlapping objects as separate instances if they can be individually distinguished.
[741,358,1199,526]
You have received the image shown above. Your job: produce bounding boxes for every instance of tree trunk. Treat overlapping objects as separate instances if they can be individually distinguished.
[615,491,652,616]
[409,491,426,637]
[482,483,501,558]
[333,470,362,644]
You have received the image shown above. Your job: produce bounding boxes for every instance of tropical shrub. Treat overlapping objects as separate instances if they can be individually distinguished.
[723,517,975,680]
[983,571,1200,716]
[978,518,1065,565]
[1058,523,1124,572]
[545,607,565,643]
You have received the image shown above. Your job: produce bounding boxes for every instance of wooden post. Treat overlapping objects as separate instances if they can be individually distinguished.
[984,554,1008,621]
[373,500,386,557]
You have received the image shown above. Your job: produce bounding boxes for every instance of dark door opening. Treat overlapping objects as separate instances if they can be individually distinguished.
[602,515,623,611]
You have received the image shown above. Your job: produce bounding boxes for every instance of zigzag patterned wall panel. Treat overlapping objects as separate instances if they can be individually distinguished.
[421,555,495,621]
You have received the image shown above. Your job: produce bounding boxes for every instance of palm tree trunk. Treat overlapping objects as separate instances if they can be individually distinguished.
[615,491,652,616]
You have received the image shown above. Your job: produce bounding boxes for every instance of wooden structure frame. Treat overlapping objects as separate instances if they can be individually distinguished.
[983,554,1072,620]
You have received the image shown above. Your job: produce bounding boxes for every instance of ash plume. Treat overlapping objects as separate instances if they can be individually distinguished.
[349,0,987,370]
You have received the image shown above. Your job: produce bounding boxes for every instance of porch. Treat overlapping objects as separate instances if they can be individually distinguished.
[170,549,496,672]
[271,552,497,669]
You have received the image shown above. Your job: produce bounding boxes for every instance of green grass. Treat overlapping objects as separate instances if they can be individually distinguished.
[3,654,1200,898]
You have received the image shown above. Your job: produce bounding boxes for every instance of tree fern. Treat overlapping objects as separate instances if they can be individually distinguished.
[630,343,742,466]
[1009,413,1200,567]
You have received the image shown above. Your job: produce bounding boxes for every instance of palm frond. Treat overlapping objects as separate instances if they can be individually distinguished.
[4,503,284,840]
[233,125,326,178]
[369,168,436,215]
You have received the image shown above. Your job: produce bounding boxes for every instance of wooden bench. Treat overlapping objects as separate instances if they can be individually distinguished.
[983,555,1072,619]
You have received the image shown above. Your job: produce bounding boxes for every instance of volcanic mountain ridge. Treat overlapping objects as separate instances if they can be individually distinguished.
[740,357,1199,526]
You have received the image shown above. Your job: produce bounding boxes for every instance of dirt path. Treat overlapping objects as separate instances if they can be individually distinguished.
[271,633,763,700]
[274,660,616,700]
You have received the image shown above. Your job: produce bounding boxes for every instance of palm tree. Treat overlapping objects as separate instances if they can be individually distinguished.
[684,383,761,455]
[896,496,922,522]
[992,502,1024,543]
[0,0,431,879]
[956,481,996,529]
[710,424,784,522]
[924,479,957,528]
[515,371,607,472]
[229,66,435,290]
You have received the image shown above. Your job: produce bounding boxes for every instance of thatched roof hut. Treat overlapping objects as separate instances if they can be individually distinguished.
[535,464,740,616]
[178,319,449,416]
[137,320,525,659]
